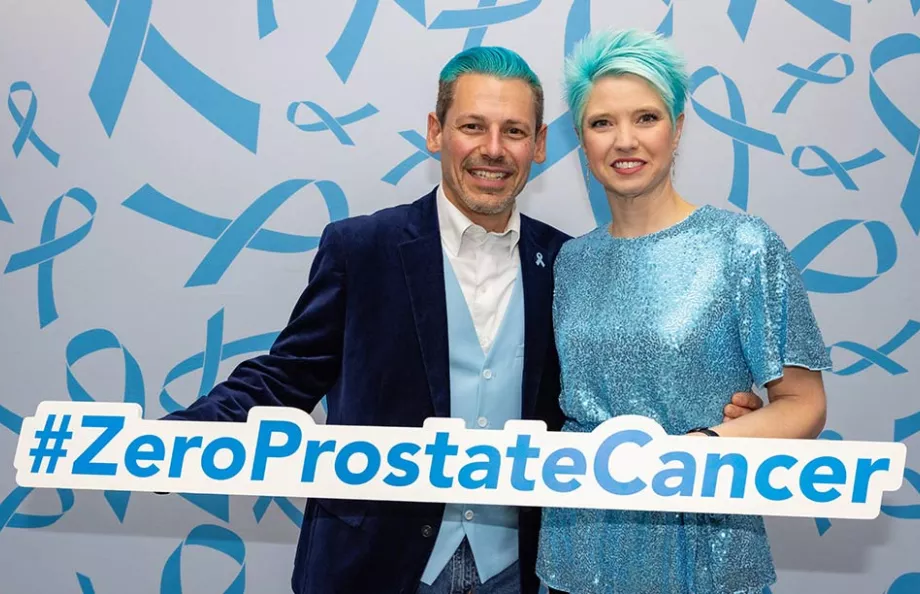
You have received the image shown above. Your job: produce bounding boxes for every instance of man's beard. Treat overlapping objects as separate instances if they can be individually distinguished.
[458,188,517,215]
[458,157,519,215]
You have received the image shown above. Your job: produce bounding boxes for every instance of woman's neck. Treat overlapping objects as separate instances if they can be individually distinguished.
[606,180,696,238]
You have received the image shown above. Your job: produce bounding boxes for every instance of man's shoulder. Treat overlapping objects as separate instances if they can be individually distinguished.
[328,193,430,249]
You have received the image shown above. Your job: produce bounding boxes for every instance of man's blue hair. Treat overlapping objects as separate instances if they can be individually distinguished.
[563,28,689,139]
[436,46,544,128]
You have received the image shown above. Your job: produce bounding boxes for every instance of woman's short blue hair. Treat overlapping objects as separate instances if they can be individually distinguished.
[437,46,544,128]
[563,28,689,139]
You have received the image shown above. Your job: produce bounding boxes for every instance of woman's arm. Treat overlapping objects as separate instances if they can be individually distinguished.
[704,367,827,439]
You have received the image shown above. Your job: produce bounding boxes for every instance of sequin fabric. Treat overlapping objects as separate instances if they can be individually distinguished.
[536,205,832,594]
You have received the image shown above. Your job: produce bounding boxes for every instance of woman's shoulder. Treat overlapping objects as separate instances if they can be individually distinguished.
[697,205,787,253]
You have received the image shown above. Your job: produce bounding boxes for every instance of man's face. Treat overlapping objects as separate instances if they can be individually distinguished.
[427,74,547,229]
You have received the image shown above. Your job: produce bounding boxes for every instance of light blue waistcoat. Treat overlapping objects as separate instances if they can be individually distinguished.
[420,250,525,584]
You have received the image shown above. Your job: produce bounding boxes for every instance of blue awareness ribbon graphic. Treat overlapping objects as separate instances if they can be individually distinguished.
[159,308,279,521]
[429,0,543,51]
[869,32,920,235]
[773,52,854,114]
[790,145,885,190]
[85,0,261,153]
[161,524,246,594]
[460,0,500,50]
[813,429,842,536]
[888,573,920,594]
[868,0,920,17]
[656,0,674,37]
[428,0,542,31]
[258,0,278,38]
[8,81,60,167]
[881,466,920,520]
[0,487,75,535]
[688,66,785,212]
[253,495,304,527]
[727,0,851,42]
[784,0,851,41]
[727,0,757,41]
[65,328,146,522]
[0,193,12,224]
[524,0,609,227]
[382,130,440,185]
[828,320,920,377]
[77,573,96,594]
[122,179,349,287]
[3,188,97,328]
[327,0,427,83]
[327,0,540,81]
[790,219,897,294]
[159,308,279,414]
[287,101,379,145]
[0,404,75,534]
[895,408,920,443]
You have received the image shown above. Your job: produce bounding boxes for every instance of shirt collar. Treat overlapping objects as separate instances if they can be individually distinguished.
[436,184,521,257]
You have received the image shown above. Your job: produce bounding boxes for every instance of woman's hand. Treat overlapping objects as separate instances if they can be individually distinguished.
[709,367,827,439]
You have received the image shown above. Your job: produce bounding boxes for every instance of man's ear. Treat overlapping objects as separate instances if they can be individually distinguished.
[426,112,443,154]
[533,123,548,164]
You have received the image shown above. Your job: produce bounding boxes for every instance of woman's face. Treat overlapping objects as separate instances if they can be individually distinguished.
[580,74,683,201]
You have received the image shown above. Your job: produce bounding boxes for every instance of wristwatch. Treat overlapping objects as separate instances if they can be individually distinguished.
[687,427,720,437]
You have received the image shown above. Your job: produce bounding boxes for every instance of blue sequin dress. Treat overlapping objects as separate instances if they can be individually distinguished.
[536,205,832,594]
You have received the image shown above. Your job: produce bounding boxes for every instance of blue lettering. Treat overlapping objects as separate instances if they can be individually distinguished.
[702,453,748,498]
[652,451,696,497]
[252,420,303,480]
[168,436,202,478]
[125,434,164,478]
[594,429,651,495]
[755,454,797,501]
[72,415,124,476]
[852,457,890,503]
[799,456,846,503]
[506,434,540,491]
[458,445,501,490]
[384,442,421,487]
[201,437,246,480]
[542,447,586,493]
[301,440,336,482]
[335,441,380,485]
[425,432,458,488]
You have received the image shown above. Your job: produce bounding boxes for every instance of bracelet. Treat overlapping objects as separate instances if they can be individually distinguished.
[687,427,719,437]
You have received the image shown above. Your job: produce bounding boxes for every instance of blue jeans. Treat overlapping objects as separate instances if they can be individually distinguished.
[417,538,520,594]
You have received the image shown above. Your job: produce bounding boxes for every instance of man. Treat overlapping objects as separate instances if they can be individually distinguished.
[163,47,762,594]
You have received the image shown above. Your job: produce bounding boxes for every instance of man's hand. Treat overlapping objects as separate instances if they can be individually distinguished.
[722,391,763,423]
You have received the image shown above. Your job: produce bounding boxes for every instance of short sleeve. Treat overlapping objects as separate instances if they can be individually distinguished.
[732,218,833,387]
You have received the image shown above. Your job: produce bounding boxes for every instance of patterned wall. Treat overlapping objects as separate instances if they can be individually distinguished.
[1,1,918,592]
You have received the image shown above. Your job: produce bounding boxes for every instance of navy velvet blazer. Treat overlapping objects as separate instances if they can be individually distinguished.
[164,188,571,594]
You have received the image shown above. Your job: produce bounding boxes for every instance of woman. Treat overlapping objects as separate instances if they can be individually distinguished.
[536,29,832,594]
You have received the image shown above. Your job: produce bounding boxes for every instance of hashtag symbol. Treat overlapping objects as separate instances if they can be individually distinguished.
[29,413,73,473]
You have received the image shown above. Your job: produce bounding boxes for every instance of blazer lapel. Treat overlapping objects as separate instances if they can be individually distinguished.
[519,217,555,420]
[398,191,451,419]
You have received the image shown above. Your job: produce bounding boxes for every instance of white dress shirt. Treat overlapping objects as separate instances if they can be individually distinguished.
[436,185,521,354]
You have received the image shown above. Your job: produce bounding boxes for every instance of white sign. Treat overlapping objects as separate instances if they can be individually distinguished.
[13,401,907,519]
